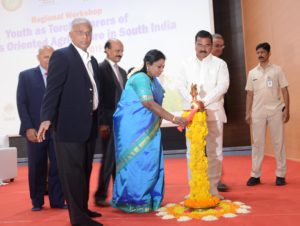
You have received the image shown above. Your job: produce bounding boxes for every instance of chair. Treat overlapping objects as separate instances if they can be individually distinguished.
[0,147,17,183]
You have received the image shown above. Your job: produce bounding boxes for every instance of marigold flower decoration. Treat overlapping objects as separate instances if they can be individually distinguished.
[182,110,220,208]
[156,110,251,221]
[156,110,251,222]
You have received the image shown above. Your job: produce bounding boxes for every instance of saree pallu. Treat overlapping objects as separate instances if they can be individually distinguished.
[112,72,165,213]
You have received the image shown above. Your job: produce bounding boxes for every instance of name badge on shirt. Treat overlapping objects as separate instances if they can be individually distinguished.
[267,78,273,88]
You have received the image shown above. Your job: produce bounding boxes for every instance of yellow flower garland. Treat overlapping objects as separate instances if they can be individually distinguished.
[156,111,251,221]
[182,111,220,208]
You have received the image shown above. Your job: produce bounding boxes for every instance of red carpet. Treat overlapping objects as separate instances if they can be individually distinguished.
[1,156,300,226]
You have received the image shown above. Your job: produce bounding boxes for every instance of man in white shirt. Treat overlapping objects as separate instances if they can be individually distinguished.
[177,30,230,199]
[212,33,229,192]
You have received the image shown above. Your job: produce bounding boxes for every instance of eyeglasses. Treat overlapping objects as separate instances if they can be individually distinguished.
[73,30,92,37]
[213,44,225,49]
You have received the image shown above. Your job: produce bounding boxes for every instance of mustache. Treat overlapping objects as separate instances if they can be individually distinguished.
[200,51,207,53]
[258,56,264,59]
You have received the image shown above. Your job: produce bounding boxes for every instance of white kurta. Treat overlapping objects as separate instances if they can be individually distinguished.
[177,54,229,122]
[177,54,229,196]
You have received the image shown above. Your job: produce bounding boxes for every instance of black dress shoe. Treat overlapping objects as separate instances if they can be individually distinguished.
[95,199,110,207]
[87,209,102,218]
[276,177,286,186]
[31,206,42,211]
[217,181,229,192]
[247,177,261,186]
[51,204,68,209]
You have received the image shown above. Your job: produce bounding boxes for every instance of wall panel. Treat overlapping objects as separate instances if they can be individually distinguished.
[241,0,300,161]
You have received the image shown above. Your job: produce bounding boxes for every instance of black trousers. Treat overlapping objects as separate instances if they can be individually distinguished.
[95,132,116,201]
[55,138,96,224]
[27,138,64,207]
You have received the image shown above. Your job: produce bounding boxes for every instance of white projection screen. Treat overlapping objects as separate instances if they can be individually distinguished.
[0,0,214,146]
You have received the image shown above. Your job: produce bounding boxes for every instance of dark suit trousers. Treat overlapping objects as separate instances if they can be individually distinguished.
[27,138,64,207]
[95,132,116,201]
[54,138,96,224]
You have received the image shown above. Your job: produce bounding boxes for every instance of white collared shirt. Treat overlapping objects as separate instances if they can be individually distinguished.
[72,43,99,110]
[106,58,124,88]
[106,58,119,78]
[39,66,47,87]
[177,54,229,122]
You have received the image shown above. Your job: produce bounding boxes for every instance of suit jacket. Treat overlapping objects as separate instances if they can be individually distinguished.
[97,59,127,126]
[17,66,46,137]
[40,44,102,142]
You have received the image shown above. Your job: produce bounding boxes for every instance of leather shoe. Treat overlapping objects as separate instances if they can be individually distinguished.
[95,199,110,207]
[247,177,260,186]
[51,204,68,209]
[276,177,286,186]
[217,181,229,192]
[87,209,102,218]
[31,206,42,211]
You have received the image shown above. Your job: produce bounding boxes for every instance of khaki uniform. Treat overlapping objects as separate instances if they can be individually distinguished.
[245,63,288,177]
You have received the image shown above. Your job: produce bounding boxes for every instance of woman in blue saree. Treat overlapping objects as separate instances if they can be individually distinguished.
[112,50,187,213]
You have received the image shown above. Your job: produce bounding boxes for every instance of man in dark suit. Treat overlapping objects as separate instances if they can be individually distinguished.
[16,45,66,211]
[37,18,103,226]
[95,39,127,207]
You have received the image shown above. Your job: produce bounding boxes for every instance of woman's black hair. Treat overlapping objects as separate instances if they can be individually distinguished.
[137,49,166,74]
